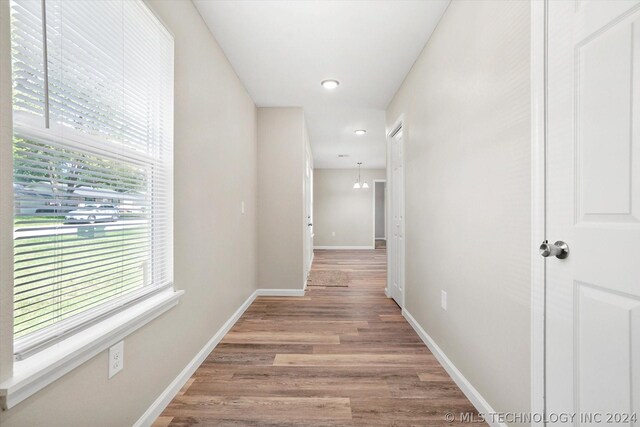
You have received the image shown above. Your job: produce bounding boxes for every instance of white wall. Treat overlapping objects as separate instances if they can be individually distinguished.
[0,1,259,425]
[257,107,307,290]
[386,0,530,421]
[313,168,386,248]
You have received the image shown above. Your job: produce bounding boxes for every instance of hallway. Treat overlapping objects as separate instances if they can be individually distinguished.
[3,0,630,424]
[154,250,482,426]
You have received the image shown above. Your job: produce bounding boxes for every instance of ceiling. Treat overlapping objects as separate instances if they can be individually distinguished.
[193,0,449,169]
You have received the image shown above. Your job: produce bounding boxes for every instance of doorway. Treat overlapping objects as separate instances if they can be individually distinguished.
[387,124,404,308]
[304,141,314,285]
[373,180,386,249]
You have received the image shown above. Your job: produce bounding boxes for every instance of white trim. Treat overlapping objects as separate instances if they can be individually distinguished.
[310,252,315,288]
[304,252,314,290]
[134,288,304,426]
[141,0,176,39]
[531,0,547,423]
[384,119,399,302]
[0,289,184,409]
[313,246,374,250]
[302,252,315,291]
[0,0,15,386]
[256,288,306,297]
[403,309,506,427]
[385,119,405,309]
[14,284,173,360]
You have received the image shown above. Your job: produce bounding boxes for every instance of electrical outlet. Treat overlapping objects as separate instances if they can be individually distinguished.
[332,231,336,237]
[441,290,447,311]
[109,341,124,378]
[241,201,245,214]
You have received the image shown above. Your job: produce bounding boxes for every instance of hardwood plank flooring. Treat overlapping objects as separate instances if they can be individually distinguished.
[155,249,484,426]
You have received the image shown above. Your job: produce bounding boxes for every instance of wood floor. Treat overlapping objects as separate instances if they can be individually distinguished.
[154,249,483,426]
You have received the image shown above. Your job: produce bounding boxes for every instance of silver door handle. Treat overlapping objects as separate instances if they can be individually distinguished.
[539,240,569,259]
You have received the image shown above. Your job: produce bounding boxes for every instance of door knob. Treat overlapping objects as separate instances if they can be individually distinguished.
[539,240,569,259]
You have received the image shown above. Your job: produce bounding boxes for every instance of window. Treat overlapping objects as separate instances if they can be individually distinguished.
[11,0,173,359]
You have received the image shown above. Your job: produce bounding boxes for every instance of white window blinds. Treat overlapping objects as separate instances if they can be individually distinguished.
[11,0,174,358]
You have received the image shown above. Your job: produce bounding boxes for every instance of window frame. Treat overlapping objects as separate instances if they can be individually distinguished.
[0,0,182,409]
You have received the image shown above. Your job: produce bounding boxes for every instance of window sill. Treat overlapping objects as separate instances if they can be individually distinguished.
[0,289,184,409]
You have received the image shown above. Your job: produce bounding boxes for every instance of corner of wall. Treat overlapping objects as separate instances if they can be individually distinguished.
[256,107,306,291]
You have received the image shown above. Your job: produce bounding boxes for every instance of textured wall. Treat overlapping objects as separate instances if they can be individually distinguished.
[257,107,306,289]
[386,0,531,420]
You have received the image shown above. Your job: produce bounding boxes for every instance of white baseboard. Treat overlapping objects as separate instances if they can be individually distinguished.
[256,288,305,297]
[384,287,391,298]
[134,287,303,427]
[402,309,506,427]
[313,245,374,250]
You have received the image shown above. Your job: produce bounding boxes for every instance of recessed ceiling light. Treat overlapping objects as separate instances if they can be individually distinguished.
[354,129,367,136]
[337,154,350,158]
[321,79,340,90]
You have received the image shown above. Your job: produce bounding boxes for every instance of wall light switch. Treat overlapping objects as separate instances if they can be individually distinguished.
[109,341,124,379]
[241,201,245,214]
[332,231,336,237]
[441,290,447,311]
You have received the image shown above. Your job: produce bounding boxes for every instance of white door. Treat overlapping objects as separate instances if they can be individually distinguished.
[546,1,640,423]
[389,128,405,307]
[304,146,313,277]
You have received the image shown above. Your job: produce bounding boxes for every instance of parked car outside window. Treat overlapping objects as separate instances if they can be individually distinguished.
[64,204,120,224]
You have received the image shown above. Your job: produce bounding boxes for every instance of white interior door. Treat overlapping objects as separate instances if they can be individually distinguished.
[304,147,313,277]
[546,1,640,423]
[389,129,405,308]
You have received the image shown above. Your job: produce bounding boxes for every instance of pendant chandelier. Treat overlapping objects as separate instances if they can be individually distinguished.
[353,162,369,189]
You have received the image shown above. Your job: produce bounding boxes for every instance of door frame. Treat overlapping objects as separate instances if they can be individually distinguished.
[372,179,387,247]
[303,139,314,289]
[530,1,546,424]
[386,117,405,309]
